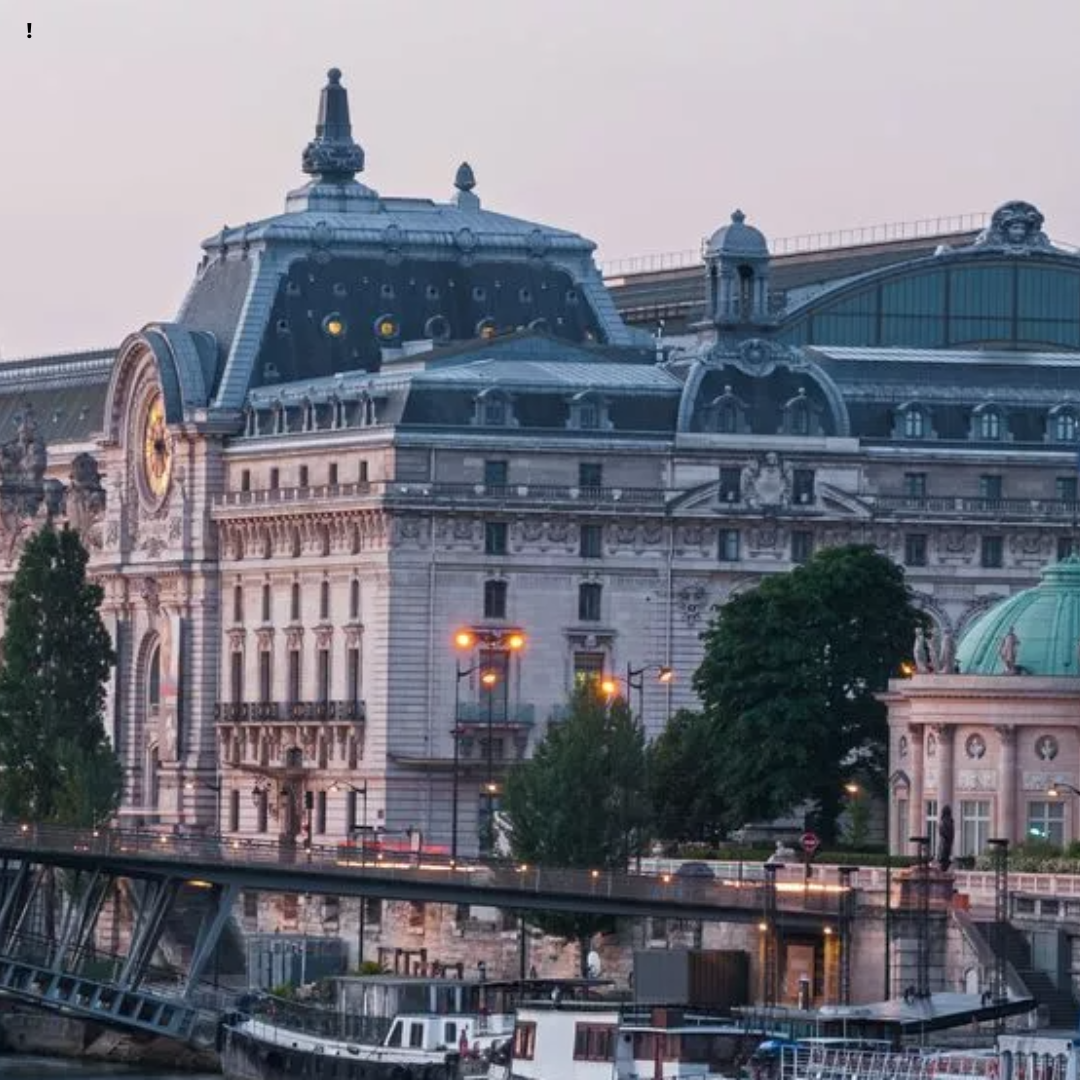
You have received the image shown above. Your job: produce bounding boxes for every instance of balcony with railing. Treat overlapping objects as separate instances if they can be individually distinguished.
[870,495,1080,521]
[212,480,668,513]
[454,702,536,731]
[214,700,366,723]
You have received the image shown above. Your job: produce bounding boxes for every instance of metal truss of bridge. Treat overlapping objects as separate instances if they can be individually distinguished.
[0,823,855,1046]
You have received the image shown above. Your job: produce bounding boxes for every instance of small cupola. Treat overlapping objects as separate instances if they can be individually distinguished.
[703,209,772,326]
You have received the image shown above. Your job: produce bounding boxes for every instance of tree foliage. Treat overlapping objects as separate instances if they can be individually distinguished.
[501,685,649,969]
[694,544,925,842]
[647,709,728,846]
[0,525,120,825]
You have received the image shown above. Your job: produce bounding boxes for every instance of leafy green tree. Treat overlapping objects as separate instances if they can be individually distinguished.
[647,709,728,846]
[502,685,649,974]
[694,544,924,842]
[0,525,120,825]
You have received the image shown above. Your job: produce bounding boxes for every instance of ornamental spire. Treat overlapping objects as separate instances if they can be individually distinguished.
[301,68,365,182]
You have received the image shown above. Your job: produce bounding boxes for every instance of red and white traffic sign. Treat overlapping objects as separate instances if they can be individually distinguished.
[800,830,821,856]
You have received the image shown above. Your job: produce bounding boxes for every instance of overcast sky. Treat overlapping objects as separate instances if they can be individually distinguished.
[1,0,1078,358]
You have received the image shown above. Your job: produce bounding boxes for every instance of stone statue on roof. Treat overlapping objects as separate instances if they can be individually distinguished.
[975,201,1052,253]
[935,628,957,675]
[913,626,932,673]
[999,626,1020,674]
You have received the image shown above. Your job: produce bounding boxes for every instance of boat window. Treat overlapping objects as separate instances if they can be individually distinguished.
[409,1022,424,1049]
[386,1021,402,1047]
[513,1021,537,1061]
[444,1022,457,1044]
[574,1023,616,1062]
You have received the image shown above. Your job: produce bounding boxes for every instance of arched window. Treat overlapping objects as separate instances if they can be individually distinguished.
[148,643,161,712]
[979,409,1001,441]
[1055,411,1077,442]
[903,408,925,439]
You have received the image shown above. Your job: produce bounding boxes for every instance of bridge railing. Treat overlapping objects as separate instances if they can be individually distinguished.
[0,824,853,917]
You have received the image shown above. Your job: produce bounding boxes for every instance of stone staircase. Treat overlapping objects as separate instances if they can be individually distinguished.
[972,920,1077,1028]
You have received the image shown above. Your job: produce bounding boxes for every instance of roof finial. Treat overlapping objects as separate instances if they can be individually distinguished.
[301,67,365,183]
[454,162,476,193]
[452,160,480,211]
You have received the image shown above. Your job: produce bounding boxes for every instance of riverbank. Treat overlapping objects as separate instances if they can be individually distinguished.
[0,1004,220,1072]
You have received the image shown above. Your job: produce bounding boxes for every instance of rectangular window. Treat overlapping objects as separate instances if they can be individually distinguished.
[230,651,243,705]
[718,529,741,562]
[904,534,928,567]
[256,790,268,834]
[484,460,508,488]
[579,524,603,559]
[903,472,927,498]
[578,462,603,491]
[960,799,991,856]
[328,462,338,485]
[358,460,369,483]
[320,581,330,620]
[513,1022,537,1061]
[233,585,244,624]
[299,464,309,488]
[290,583,301,621]
[573,1024,616,1062]
[578,582,602,622]
[1059,537,1075,561]
[269,467,280,490]
[979,474,1003,501]
[317,649,330,703]
[347,647,361,703]
[573,651,605,689]
[925,798,938,859]
[1027,801,1065,845]
[719,466,742,503]
[484,579,508,619]
[228,789,240,832]
[258,651,272,703]
[261,584,271,623]
[316,790,327,835]
[479,649,509,720]
[792,468,815,504]
[1057,476,1078,502]
[981,535,1004,569]
[240,469,251,493]
[346,789,358,834]
[288,650,301,706]
[484,521,508,556]
[791,530,814,564]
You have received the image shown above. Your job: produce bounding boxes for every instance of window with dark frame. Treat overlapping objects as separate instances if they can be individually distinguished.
[484,460,508,488]
[347,647,361,703]
[287,650,301,705]
[261,584,272,622]
[230,651,243,704]
[233,585,243,623]
[578,582,602,622]
[290,582,301,621]
[793,468,815,504]
[579,524,603,559]
[1057,476,1078,502]
[229,790,240,832]
[578,462,603,490]
[240,469,251,492]
[328,462,338,485]
[904,534,928,567]
[485,521,508,556]
[317,649,330,703]
[903,473,927,498]
[1058,536,1075,561]
[718,529,741,562]
[316,790,327,834]
[320,580,330,620]
[484,579,508,620]
[791,530,814,564]
[269,467,280,490]
[979,474,1003,501]
[299,464,309,488]
[981,535,1004,569]
[350,579,360,619]
[718,466,741,503]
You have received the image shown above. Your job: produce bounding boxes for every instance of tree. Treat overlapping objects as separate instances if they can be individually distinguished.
[694,544,925,842]
[647,709,728,846]
[501,685,649,974]
[0,525,120,826]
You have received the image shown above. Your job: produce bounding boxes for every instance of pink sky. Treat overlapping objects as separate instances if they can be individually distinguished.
[1,0,1078,358]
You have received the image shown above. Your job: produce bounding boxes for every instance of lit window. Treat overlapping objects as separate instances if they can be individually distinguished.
[1027,801,1065,845]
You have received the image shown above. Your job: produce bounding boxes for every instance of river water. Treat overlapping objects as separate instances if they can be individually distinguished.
[0,1057,219,1078]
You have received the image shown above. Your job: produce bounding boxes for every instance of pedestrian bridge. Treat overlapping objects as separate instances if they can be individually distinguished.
[0,823,856,1046]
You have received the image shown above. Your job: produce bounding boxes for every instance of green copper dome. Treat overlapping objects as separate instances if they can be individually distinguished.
[957,557,1080,676]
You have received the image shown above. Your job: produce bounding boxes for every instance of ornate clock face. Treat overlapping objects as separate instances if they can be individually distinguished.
[142,392,172,499]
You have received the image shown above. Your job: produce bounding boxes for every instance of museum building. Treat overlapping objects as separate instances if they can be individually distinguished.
[5,69,1080,855]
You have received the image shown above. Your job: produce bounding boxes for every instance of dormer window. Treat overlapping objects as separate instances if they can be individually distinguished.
[904,408,925,439]
[892,401,935,441]
[1048,405,1079,443]
[566,391,610,432]
[473,388,517,429]
[971,403,1007,442]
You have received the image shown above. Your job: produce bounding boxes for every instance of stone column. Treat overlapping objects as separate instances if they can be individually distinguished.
[934,724,955,817]
[995,724,1017,844]
[908,725,924,856]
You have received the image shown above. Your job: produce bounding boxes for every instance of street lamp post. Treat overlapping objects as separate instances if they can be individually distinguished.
[623,663,674,722]
[453,628,526,860]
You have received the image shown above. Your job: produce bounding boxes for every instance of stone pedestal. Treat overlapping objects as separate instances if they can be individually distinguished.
[894,866,956,910]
